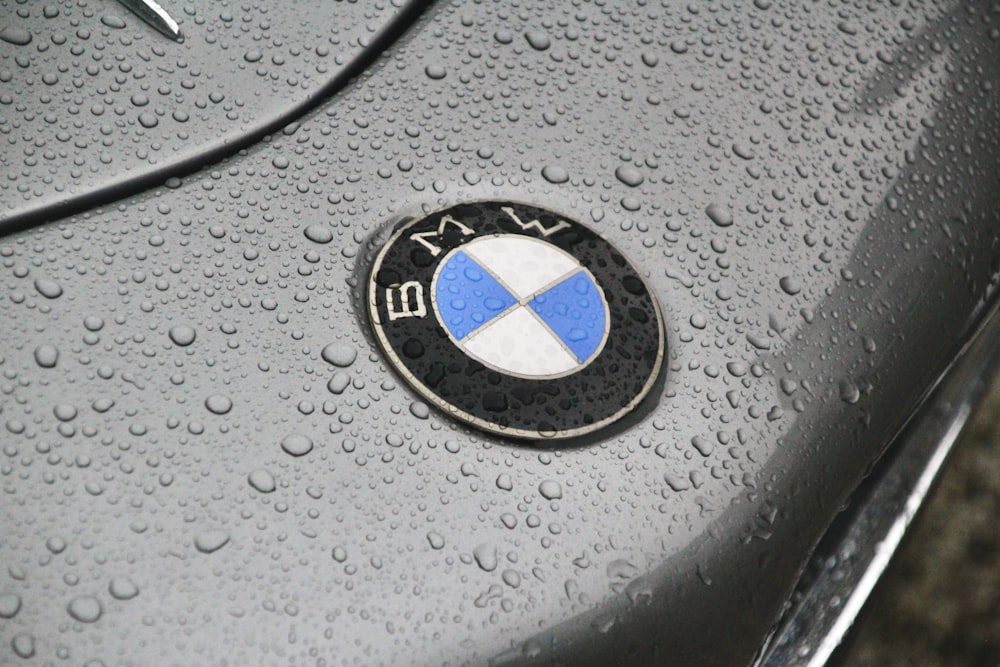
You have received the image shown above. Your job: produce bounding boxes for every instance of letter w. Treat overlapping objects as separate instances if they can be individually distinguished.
[501,207,570,237]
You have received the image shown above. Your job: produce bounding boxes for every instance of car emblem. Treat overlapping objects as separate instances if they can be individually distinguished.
[367,201,665,439]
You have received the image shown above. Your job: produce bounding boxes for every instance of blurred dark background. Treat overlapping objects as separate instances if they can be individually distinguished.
[842,370,1000,667]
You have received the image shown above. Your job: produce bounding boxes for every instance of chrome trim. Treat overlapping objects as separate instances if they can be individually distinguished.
[116,0,183,41]
[758,300,1000,667]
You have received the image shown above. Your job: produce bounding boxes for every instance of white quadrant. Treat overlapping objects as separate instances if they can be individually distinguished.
[463,235,578,299]
[462,306,578,377]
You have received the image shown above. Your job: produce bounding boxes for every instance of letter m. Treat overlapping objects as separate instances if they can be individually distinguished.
[409,215,474,257]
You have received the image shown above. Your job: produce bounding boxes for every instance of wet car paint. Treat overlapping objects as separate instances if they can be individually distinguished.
[0,0,426,230]
[1,1,999,665]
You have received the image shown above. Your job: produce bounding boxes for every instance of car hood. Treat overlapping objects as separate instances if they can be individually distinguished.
[0,1,998,666]
[0,0,424,231]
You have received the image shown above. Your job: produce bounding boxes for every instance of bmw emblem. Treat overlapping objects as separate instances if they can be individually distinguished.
[368,201,665,439]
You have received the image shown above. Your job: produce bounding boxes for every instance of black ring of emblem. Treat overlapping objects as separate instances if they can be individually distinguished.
[367,201,665,440]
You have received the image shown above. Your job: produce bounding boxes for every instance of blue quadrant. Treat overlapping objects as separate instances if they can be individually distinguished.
[528,271,607,362]
[435,251,517,340]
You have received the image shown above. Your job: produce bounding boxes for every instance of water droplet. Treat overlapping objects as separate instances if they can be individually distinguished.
[204,394,233,415]
[101,14,126,29]
[502,569,522,588]
[0,27,32,46]
[248,469,276,493]
[615,165,644,187]
[496,474,513,491]
[108,577,139,601]
[539,480,563,500]
[321,343,357,367]
[524,30,551,51]
[425,64,447,80]
[67,596,103,623]
[839,379,861,405]
[0,593,22,619]
[691,436,715,457]
[54,404,78,421]
[705,203,733,227]
[779,276,802,295]
[194,530,230,554]
[304,224,333,244]
[541,165,569,184]
[327,372,351,394]
[34,277,63,299]
[473,543,498,572]
[11,634,35,659]
[168,325,196,346]
[33,344,59,368]
[427,531,445,550]
[281,433,313,457]
[732,143,755,160]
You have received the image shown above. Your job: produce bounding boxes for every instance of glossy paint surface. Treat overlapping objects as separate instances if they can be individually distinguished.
[0,0,423,229]
[1,1,998,665]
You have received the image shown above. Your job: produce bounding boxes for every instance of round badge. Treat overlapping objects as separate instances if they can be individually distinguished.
[367,201,664,439]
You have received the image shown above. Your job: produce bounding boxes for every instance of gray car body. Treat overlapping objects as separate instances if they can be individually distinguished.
[1,1,998,665]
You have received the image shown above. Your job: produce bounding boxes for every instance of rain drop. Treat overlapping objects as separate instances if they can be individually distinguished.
[539,480,563,500]
[67,596,103,623]
[732,143,755,160]
[779,276,802,295]
[205,394,233,415]
[108,577,139,601]
[425,65,447,80]
[615,165,644,187]
[0,27,32,46]
[473,543,498,572]
[541,165,569,184]
[168,325,196,346]
[525,30,551,51]
[705,203,733,227]
[496,474,513,491]
[427,531,445,550]
[33,344,58,368]
[321,343,357,368]
[11,634,35,659]
[0,593,22,619]
[248,469,276,493]
[281,433,314,457]
[194,530,230,554]
[839,379,861,405]
[304,224,333,244]
[327,372,351,394]
[34,277,63,299]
